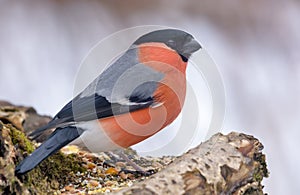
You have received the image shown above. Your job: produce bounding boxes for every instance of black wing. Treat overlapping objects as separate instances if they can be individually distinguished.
[30,92,154,138]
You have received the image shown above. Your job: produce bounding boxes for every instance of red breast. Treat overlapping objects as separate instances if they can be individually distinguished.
[99,43,187,147]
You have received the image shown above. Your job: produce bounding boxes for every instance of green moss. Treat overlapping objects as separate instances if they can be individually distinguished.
[253,153,269,182]
[0,109,90,194]
[21,152,87,193]
[38,152,86,185]
[2,122,86,193]
[16,143,87,192]
[243,187,262,195]
[9,124,34,153]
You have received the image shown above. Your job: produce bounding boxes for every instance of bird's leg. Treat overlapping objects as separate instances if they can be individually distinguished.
[117,151,156,177]
[118,152,143,172]
[103,150,156,177]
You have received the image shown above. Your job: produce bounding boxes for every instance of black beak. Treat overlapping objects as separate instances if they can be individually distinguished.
[183,38,202,54]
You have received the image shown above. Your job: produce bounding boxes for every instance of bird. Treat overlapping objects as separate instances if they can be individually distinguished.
[15,29,201,175]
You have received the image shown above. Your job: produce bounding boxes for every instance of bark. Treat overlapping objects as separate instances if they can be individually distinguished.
[115,132,268,195]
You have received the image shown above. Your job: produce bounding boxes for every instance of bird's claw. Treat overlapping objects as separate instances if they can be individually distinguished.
[102,161,115,168]
[119,168,157,177]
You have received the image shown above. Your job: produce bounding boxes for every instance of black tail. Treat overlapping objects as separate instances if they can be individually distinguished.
[15,126,83,175]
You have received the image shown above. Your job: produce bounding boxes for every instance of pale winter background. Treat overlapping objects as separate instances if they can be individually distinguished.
[0,1,299,194]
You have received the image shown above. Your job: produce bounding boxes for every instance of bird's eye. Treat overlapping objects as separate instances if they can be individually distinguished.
[167,39,176,47]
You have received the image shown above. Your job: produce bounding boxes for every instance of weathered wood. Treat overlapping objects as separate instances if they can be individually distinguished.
[115,132,268,195]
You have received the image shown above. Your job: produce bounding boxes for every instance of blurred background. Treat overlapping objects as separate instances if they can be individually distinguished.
[0,0,299,194]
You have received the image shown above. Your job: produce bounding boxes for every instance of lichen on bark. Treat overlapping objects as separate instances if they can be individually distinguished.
[0,116,86,194]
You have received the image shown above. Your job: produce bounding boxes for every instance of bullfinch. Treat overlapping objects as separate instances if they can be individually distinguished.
[15,29,201,174]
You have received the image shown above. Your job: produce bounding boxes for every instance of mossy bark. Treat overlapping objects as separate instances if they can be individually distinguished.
[0,107,86,195]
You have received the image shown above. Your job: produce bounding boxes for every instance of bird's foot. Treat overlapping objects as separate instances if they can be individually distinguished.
[102,161,115,168]
[119,168,157,177]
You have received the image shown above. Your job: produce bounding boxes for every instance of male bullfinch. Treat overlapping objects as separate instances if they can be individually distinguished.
[15,29,201,174]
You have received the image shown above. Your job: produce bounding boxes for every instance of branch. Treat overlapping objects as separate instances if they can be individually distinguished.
[115,132,268,195]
